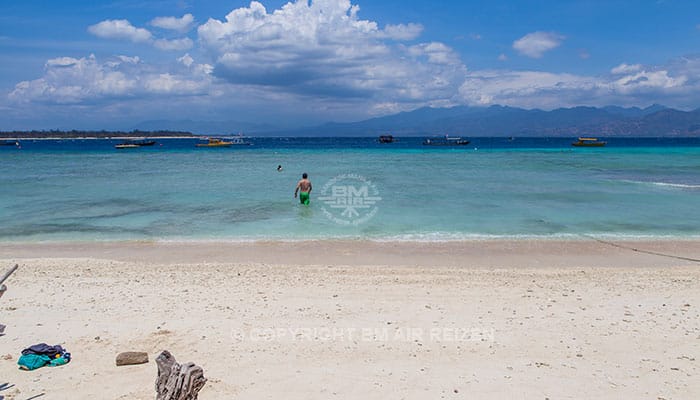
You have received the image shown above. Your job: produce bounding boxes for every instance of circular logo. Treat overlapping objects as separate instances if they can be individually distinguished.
[318,174,381,225]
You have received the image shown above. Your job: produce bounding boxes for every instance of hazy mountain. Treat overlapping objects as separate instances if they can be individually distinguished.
[283,104,700,137]
[131,105,700,137]
[132,119,281,135]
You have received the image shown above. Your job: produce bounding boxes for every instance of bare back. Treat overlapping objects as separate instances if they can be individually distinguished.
[297,179,312,192]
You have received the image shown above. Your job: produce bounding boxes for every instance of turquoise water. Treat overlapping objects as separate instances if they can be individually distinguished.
[1,138,699,241]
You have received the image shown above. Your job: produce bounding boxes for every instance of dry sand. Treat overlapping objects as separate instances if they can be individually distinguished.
[0,240,699,399]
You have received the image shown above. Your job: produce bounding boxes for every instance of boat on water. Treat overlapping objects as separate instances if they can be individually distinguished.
[114,139,157,149]
[196,138,233,148]
[378,135,395,143]
[132,139,156,146]
[1,140,19,146]
[572,137,606,147]
[423,135,470,146]
[230,133,252,145]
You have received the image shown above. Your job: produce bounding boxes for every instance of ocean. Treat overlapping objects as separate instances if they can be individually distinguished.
[1,137,699,242]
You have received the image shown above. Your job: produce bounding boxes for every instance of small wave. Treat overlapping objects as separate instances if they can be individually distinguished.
[648,182,700,189]
[620,179,700,189]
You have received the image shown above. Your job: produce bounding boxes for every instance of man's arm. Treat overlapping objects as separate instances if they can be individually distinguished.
[308,182,312,194]
[294,181,300,197]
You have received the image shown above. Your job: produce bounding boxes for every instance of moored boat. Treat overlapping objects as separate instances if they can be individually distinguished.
[572,137,606,147]
[1,140,19,146]
[230,133,252,145]
[115,143,141,149]
[196,138,233,147]
[378,135,395,143]
[423,135,470,146]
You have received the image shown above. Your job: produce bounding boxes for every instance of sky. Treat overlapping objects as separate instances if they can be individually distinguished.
[2,0,700,131]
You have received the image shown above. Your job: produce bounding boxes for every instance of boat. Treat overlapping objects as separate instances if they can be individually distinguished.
[195,138,233,147]
[115,143,141,149]
[1,140,19,146]
[230,133,252,145]
[114,139,156,149]
[132,139,156,146]
[423,135,470,146]
[572,137,606,147]
[378,135,395,143]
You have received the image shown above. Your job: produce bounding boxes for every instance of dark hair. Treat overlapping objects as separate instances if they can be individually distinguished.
[302,173,308,179]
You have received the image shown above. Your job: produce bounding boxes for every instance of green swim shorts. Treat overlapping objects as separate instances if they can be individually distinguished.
[299,191,310,205]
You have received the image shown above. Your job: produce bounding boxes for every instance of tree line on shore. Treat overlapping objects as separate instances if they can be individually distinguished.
[0,130,196,139]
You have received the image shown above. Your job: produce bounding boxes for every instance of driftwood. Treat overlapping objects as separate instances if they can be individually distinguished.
[0,264,18,286]
[155,350,207,400]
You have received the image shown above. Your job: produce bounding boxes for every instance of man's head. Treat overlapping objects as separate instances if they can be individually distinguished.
[302,173,308,179]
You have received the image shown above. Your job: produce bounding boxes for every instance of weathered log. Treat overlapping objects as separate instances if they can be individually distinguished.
[0,264,18,286]
[155,350,206,400]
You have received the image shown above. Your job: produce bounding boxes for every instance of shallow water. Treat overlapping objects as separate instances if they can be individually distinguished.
[1,137,699,241]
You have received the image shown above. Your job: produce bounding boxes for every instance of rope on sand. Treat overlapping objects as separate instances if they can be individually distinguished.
[579,234,700,263]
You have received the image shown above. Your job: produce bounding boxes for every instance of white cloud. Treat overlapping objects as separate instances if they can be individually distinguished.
[153,37,194,51]
[88,19,152,43]
[178,54,194,67]
[458,60,694,109]
[380,23,423,40]
[197,0,464,102]
[611,63,642,74]
[9,1,700,126]
[611,69,686,93]
[89,18,193,51]
[459,70,598,108]
[513,31,565,58]
[9,54,212,104]
[150,14,195,32]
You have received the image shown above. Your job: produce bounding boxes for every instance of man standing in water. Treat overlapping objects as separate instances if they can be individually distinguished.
[294,173,312,205]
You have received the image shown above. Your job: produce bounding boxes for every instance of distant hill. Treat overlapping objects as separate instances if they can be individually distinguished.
[132,119,280,136]
[279,104,700,137]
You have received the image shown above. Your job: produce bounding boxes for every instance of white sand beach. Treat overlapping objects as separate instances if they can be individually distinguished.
[0,240,699,399]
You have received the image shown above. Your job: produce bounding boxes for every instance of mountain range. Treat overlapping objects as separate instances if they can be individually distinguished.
[133,104,700,137]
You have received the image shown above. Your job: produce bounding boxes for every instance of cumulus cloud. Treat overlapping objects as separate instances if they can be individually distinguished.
[513,31,565,58]
[459,70,598,108]
[380,23,423,40]
[9,54,212,104]
[611,63,642,74]
[611,69,686,93]
[89,18,193,51]
[197,0,464,102]
[154,37,194,51]
[88,20,152,43]
[458,59,694,109]
[9,1,700,125]
[150,14,195,32]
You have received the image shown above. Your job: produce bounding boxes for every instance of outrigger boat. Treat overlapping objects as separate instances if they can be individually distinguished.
[423,135,470,146]
[378,135,395,143]
[572,137,606,147]
[1,140,19,146]
[114,139,157,149]
[115,143,140,149]
[196,138,233,148]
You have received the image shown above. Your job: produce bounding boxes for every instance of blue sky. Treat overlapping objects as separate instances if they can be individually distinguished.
[2,0,700,131]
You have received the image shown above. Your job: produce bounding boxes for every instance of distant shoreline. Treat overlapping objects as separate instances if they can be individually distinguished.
[2,136,201,140]
[0,130,197,139]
